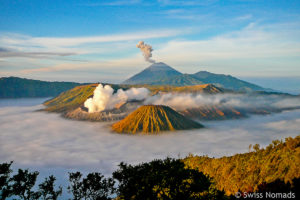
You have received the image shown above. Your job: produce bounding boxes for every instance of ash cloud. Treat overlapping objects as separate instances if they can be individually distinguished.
[136,41,155,63]
[84,84,149,113]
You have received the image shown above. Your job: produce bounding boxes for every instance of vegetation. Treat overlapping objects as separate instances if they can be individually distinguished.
[44,84,98,112]
[1,136,299,199]
[0,163,62,200]
[0,77,81,98]
[139,84,224,95]
[184,136,300,195]
[112,105,203,134]
[112,158,227,200]
[68,172,115,200]
[43,83,224,113]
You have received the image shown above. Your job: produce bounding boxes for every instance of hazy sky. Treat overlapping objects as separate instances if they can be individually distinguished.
[0,0,300,83]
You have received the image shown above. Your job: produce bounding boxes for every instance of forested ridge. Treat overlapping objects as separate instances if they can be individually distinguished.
[0,77,81,98]
[1,136,299,199]
[184,136,300,195]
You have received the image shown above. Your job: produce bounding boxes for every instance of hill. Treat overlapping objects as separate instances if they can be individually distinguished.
[123,62,181,84]
[184,136,300,195]
[180,105,245,120]
[151,73,204,86]
[192,71,266,91]
[123,63,269,92]
[112,105,203,134]
[0,77,81,98]
[43,83,224,113]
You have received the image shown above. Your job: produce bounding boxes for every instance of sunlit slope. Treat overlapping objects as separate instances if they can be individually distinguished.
[44,84,98,112]
[184,136,300,195]
[43,83,223,113]
[112,105,203,134]
[144,84,224,95]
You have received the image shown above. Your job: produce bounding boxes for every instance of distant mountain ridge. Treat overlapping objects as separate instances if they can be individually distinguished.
[123,62,269,92]
[0,77,81,98]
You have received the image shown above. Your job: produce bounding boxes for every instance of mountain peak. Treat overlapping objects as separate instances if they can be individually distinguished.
[123,62,182,84]
[112,105,203,134]
[147,62,179,72]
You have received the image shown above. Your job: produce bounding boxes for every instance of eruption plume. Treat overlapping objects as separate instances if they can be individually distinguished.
[136,41,155,63]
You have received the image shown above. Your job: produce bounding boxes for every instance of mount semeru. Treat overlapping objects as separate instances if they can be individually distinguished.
[123,62,270,92]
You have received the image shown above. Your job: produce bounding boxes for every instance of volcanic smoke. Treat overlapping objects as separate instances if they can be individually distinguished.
[84,84,149,113]
[136,41,155,63]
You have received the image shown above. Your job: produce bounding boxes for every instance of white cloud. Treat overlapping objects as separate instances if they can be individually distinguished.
[0,98,299,196]
[1,22,300,80]
[156,23,300,62]
[0,29,188,50]
[0,99,300,174]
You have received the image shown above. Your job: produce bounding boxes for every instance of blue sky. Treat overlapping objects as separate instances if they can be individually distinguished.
[0,0,300,87]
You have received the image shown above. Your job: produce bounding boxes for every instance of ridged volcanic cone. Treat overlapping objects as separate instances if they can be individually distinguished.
[112,105,203,134]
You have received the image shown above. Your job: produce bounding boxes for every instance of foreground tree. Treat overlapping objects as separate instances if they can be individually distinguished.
[68,172,115,200]
[38,175,62,200]
[113,157,227,200]
[10,169,40,200]
[0,162,13,199]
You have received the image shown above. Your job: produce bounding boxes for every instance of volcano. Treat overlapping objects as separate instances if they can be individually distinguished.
[123,62,181,84]
[112,105,203,134]
[123,62,270,92]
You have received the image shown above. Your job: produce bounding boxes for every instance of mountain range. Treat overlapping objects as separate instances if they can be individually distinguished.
[123,62,269,92]
[0,77,81,98]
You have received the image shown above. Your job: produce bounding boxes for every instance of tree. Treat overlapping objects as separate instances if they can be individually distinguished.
[253,144,260,152]
[38,175,62,200]
[0,161,13,200]
[68,172,115,200]
[113,157,226,200]
[10,169,40,200]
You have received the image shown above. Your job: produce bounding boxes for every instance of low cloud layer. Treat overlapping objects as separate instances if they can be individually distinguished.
[1,99,300,175]
[1,98,300,197]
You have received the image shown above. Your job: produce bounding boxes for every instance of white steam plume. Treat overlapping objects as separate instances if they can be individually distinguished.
[144,93,300,111]
[136,41,155,63]
[84,84,149,113]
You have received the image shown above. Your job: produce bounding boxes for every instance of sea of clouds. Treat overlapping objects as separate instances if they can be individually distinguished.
[0,98,300,197]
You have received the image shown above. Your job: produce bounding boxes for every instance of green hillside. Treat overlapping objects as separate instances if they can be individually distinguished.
[44,83,223,113]
[184,136,300,195]
[44,84,98,112]
[0,77,81,98]
[112,105,203,134]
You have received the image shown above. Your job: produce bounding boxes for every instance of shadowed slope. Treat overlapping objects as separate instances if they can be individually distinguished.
[112,105,203,134]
